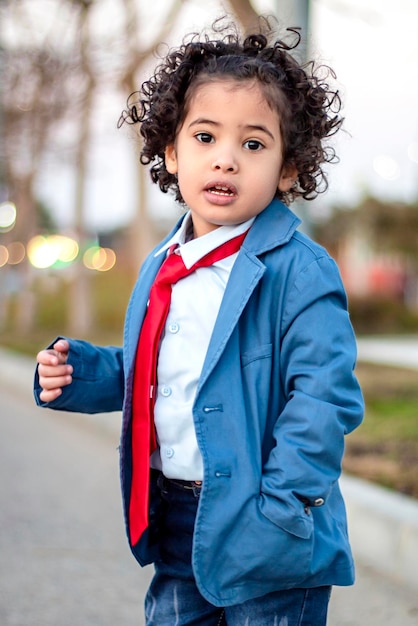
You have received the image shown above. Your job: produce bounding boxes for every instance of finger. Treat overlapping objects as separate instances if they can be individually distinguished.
[38,374,73,392]
[37,348,68,367]
[38,363,73,379]
[37,349,60,366]
[39,387,63,403]
[53,339,69,355]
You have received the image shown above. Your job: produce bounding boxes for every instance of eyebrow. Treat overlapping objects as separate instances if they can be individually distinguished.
[188,118,275,141]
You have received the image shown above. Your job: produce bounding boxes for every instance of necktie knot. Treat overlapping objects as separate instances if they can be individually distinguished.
[154,247,190,288]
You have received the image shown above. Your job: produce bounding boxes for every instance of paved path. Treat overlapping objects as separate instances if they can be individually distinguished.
[0,384,152,626]
[357,335,418,369]
[0,342,418,624]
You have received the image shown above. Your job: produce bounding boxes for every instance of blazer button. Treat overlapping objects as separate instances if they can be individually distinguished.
[313,498,325,507]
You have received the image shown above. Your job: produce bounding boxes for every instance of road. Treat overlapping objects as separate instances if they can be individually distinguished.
[1,380,417,625]
[0,384,151,625]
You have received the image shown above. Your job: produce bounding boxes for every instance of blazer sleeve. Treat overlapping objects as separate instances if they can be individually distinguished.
[34,337,124,414]
[261,255,364,521]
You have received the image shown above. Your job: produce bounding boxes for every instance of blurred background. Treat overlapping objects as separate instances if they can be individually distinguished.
[1,4,417,622]
[1,0,418,351]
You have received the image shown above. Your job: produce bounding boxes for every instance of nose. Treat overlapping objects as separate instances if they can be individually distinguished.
[211,149,238,173]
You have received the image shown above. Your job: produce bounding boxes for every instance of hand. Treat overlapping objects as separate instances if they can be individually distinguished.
[37,339,73,403]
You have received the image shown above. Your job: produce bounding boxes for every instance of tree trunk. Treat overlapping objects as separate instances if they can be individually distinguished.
[68,2,95,336]
[227,0,260,32]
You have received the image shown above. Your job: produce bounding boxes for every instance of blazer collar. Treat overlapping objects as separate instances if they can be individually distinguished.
[162,198,301,258]
[242,199,301,256]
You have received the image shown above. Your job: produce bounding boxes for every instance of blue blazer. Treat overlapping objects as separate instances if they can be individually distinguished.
[35,199,364,606]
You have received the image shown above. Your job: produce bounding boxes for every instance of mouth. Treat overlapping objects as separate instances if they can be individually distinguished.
[204,182,237,197]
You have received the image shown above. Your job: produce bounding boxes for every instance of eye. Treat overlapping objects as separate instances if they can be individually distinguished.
[195,132,214,144]
[243,139,264,151]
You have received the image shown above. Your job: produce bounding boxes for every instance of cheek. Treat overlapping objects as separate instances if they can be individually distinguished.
[266,161,284,190]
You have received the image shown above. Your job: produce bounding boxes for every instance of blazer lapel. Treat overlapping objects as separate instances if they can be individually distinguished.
[123,215,187,372]
[123,255,162,373]
[196,199,300,392]
[197,251,266,393]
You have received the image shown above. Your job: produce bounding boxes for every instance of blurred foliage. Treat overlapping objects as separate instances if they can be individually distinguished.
[349,297,418,335]
[345,362,418,499]
[36,199,58,232]
[313,195,418,335]
[0,266,134,354]
[314,195,418,266]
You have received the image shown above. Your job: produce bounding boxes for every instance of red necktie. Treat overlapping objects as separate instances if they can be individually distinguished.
[129,230,248,545]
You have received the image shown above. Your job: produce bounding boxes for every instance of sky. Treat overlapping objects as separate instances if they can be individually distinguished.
[311,0,418,213]
[33,0,418,231]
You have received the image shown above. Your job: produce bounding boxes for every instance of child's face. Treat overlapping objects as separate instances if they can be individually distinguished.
[165,79,297,238]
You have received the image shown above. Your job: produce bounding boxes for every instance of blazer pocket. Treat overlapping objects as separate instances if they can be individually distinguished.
[259,493,314,540]
[220,494,314,589]
[241,343,273,368]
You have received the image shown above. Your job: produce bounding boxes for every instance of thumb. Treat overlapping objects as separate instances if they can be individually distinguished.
[53,339,70,360]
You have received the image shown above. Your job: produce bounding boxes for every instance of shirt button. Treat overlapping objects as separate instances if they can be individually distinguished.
[168,322,180,334]
[161,386,172,397]
[165,447,174,458]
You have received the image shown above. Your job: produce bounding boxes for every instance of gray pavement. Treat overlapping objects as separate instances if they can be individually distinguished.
[1,341,418,624]
[0,383,151,626]
[357,335,418,369]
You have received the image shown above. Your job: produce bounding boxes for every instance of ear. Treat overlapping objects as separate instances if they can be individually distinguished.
[278,163,298,193]
[165,144,178,174]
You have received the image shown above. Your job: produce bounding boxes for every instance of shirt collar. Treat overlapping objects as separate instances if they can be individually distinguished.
[155,211,255,269]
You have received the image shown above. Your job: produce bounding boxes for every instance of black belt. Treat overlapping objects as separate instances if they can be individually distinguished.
[162,475,202,491]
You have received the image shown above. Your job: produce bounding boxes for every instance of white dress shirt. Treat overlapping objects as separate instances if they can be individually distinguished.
[150,212,254,480]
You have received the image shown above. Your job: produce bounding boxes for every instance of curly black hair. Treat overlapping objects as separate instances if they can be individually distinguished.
[119,20,343,204]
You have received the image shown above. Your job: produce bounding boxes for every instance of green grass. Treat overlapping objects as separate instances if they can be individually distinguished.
[344,362,418,498]
[359,398,418,438]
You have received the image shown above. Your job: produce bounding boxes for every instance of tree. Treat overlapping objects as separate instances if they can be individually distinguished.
[314,196,418,309]
[116,0,184,269]
[227,0,259,32]
[1,2,79,244]
[0,0,264,336]
[316,196,418,264]
[0,0,90,332]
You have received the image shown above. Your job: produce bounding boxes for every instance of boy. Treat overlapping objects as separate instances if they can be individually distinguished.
[35,22,364,625]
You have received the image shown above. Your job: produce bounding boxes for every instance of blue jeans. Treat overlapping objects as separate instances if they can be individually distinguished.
[144,474,331,625]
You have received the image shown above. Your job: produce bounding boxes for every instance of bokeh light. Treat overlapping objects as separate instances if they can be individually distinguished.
[83,246,116,271]
[0,245,9,267]
[0,202,17,232]
[373,155,401,181]
[27,235,57,268]
[48,235,79,263]
[26,235,115,270]
[7,242,26,265]
[27,234,79,269]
